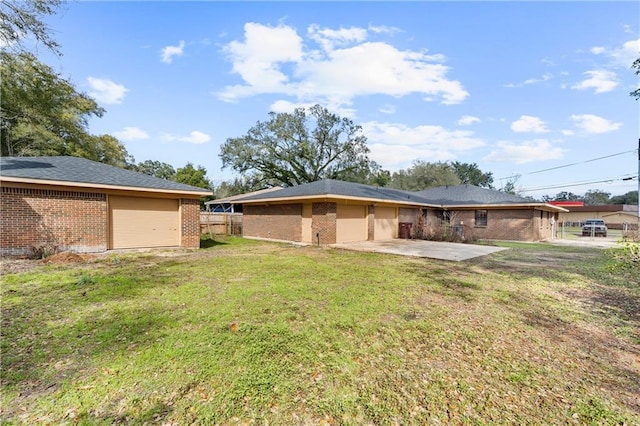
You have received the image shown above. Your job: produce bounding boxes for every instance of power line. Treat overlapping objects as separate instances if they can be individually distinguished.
[520,173,637,193]
[497,149,637,181]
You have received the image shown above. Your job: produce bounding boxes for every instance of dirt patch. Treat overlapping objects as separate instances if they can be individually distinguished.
[1,252,99,275]
[43,252,96,264]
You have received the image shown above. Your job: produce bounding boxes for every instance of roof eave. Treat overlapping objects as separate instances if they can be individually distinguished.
[0,176,212,196]
[240,193,439,207]
[442,202,569,212]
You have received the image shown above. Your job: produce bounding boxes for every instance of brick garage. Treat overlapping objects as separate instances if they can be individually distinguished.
[0,156,211,256]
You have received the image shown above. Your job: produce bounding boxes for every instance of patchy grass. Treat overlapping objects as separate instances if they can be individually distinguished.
[1,236,639,424]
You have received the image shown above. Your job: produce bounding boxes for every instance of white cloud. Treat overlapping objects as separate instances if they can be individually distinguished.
[87,77,128,104]
[561,129,575,136]
[308,24,367,52]
[505,73,553,88]
[584,39,639,69]
[362,121,485,169]
[269,100,357,118]
[113,127,149,141]
[571,114,622,134]
[457,115,480,126]
[484,139,566,164]
[571,70,618,93]
[368,25,401,35]
[378,104,396,114]
[541,57,555,67]
[511,115,549,133]
[523,73,553,85]
[218,22,468,108]
[163,131,211,144]
[610,38,640,68]
[161,40,186,64]
[221,23,303,98]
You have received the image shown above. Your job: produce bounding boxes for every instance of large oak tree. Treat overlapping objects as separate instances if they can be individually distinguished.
[220,105,381,187]
[0,0,63,55]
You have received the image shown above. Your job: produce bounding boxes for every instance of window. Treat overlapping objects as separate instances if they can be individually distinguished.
[438,210,451,225]
[475,210,488,227]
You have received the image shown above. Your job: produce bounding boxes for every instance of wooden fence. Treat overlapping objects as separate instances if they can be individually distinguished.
[200,212,243,236]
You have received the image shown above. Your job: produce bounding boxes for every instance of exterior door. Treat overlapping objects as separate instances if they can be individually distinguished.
[336,204,367,243]
[374,206,397,240]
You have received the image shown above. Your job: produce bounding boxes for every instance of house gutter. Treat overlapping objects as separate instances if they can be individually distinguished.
[236,194,568,212]
[238,193,441,208]
[439,203,569,212]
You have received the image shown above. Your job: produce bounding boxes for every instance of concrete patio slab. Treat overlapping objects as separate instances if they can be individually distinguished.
[331,239,508,261]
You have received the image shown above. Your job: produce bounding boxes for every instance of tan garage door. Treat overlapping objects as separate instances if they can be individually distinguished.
[374,206,396,240]
[110,196,180,249]
[336,204,367,243]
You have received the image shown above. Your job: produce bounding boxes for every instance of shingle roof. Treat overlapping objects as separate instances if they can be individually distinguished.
[237,179,436,205]
[414,184,535,205]
[237,179,550,209]
[0,156,212,194]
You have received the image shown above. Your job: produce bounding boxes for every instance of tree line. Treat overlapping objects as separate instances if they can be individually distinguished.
[541,190,638,206]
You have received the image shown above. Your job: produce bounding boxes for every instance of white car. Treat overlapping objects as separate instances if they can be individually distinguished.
[582,219,607,237]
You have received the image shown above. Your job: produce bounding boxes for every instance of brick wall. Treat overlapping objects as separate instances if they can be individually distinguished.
[312,202,337,244]
[1,186,108,256]
[181,198,201,248]
[419,207,550,241]
[456,209,536,241]
[243,204,303,242]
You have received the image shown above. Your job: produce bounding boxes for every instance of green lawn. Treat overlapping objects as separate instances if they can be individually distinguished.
[1,237,639,424]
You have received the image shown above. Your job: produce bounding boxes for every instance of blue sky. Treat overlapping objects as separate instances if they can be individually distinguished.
[41,1,639,199]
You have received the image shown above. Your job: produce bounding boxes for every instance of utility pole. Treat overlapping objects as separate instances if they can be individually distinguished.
[637,138,639,229]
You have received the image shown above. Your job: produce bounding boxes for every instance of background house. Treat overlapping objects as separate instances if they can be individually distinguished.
[204,187,283,213]
[555,204,639,229]
[234,180,566,244]
[1,156,212,256]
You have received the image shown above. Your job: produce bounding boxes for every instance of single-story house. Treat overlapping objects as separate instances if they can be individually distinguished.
[554,204,639,229]
[233,179,567,244]
[0,156,212,256]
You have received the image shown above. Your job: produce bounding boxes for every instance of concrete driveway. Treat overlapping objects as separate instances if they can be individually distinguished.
[331,239,507,262]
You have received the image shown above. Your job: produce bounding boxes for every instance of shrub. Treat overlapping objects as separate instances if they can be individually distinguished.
[30,244,58,260]
[607,241,640,273]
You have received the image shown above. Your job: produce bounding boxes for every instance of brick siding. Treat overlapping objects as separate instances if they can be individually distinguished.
[455,209,536,241]
[420,207,556,242]
[243,204,303,241]
[312,202,337,244]
[180,198,201,248]
[1,186,108,255]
